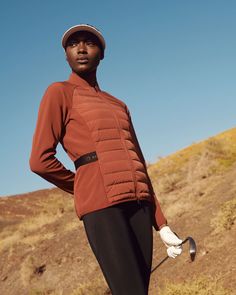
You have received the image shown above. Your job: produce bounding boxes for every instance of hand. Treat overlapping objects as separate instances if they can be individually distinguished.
[166,245,182,258]
[159,226,183,259]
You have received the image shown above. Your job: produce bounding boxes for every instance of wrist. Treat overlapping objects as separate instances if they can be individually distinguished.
[159,223,168,230]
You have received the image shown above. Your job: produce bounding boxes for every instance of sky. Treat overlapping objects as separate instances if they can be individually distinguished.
[0,0,235,196]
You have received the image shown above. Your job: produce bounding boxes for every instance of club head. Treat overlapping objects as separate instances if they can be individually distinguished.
[182,236,197,261]
[151,235,197,274]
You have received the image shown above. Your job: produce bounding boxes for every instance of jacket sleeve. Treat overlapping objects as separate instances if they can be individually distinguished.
[125,105,167,230]
[29,83,75,194]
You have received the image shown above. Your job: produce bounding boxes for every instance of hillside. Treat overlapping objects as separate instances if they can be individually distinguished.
[0,128,236,295]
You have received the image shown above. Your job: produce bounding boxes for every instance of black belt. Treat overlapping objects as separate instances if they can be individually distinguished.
[74,151,98,170]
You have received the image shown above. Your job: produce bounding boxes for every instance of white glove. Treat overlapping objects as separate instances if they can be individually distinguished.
[159,226,183,259]
[166,245,182,258]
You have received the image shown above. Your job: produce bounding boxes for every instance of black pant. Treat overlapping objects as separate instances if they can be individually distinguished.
[83,200,153,295]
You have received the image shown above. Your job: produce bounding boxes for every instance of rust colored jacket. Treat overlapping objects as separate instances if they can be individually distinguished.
[29,72,167,230]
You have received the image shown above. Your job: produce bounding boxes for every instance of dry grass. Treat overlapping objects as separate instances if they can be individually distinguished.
[211,197,236,233]
[0,225,56,253]
[0,192,74,253]
[40,192,74,215]
[156,173,182,194]
[158,276,232,295]
[70,277,108,295]
[27,278,108,295]
[149,131,236,199]
[2,129,236,295]
[0,214,59,253]
[19,213,60,232]
[0,230,21,252]
[28,290,62,295]
[21,256,37,287]
[203,138,236,171]
[22,232,55,247]
[63,220,80,232]
[27,276,231,295]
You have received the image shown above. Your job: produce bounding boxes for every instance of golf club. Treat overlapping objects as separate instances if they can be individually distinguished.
[151,236,196,274]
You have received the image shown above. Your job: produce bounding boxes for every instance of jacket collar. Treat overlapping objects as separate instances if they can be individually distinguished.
[68,72,101,92]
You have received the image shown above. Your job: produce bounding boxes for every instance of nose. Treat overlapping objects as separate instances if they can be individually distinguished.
[77,41,87,53]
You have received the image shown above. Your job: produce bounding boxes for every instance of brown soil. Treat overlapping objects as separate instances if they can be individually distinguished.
[0,129,236,294]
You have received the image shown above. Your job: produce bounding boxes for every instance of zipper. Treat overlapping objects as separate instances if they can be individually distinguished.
[97,92,138,198]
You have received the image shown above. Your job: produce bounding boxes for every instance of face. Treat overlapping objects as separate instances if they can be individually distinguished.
[65,31,103,76]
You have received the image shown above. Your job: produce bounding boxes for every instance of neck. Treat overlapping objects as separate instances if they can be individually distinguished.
[74,70,98,88]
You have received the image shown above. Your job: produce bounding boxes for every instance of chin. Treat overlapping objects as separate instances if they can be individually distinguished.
[74,67,96,75]
[73,67,88,74]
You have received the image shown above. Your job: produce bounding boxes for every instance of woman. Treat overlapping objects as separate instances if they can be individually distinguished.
[30,24,182,295]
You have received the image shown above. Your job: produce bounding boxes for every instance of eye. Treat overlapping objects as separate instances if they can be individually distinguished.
[86,40,95,46]
[67,40,78,47]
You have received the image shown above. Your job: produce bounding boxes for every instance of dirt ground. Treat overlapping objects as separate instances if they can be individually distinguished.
[0,130,236,294]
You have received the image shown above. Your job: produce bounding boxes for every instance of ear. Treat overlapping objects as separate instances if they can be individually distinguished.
[100,50,104,60]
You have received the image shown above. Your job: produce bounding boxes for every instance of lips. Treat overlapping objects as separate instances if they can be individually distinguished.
[77,57,89,64]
